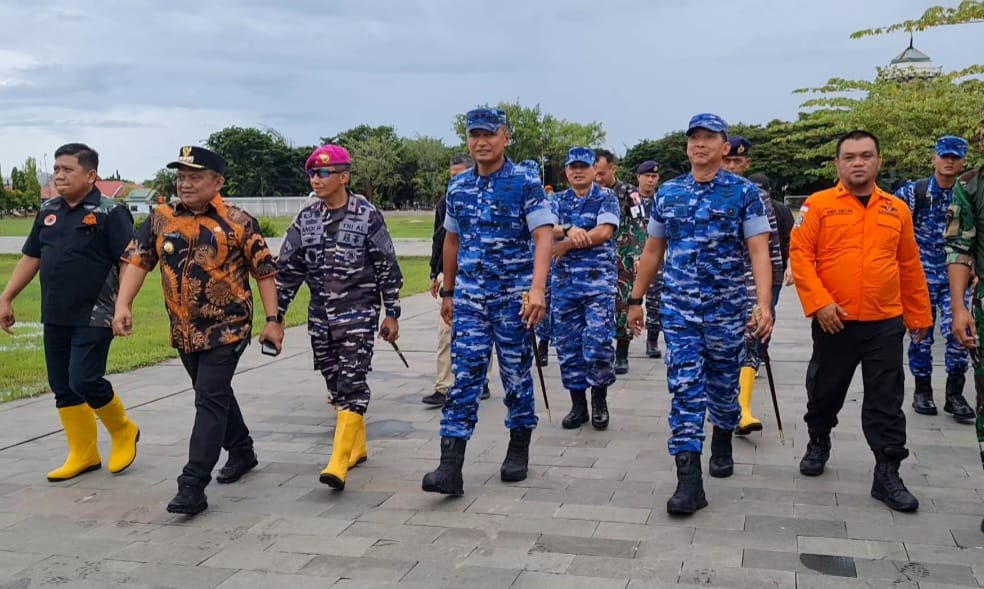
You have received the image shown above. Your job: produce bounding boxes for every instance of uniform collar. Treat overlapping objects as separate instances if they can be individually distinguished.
[834,181,889,204]
[82,187,102,206]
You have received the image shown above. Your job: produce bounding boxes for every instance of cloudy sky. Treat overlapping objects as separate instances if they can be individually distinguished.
[1,0,980,182]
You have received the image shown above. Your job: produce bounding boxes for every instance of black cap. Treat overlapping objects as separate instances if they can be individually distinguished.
[747,173,771,191]
[634,160,659,175]
[166,146,227,175]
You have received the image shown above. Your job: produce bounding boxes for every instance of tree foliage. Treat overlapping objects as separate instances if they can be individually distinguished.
[851,0,984,37]
[145,168,178,198]
[206,126,311,197]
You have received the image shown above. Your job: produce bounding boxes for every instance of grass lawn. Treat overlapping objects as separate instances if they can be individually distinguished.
[0,255,430,403]
[1,213,436,240]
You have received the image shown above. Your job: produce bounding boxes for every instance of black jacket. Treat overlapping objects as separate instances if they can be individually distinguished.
[429,195,447,279]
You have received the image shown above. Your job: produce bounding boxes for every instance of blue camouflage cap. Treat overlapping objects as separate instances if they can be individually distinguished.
[686,113,728,138]
[565,147,595,167]
[936,135,968,158]
[466,108,508,133]
[727,136,751,157]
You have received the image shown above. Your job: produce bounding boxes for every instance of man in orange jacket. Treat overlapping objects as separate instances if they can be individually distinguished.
[790,130,932,513]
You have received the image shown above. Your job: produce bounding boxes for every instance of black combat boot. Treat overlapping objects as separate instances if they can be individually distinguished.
[911,377,937,415]
[799,429,831,477]
[216,447,258,484]
[943,373,975,422]
[666,451,708,515]
[646,330,662,358]
[422,437,467,495]
[562,390,589,429]
[166,483,208,515]
[500,428,532,482]
[590,386,609,430]
[708,426,734,478]
[536,338,549,367]
[870,447,919,512]
[614,338,630,375]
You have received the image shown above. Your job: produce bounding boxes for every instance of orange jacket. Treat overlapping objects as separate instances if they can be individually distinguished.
[790,182,931,330]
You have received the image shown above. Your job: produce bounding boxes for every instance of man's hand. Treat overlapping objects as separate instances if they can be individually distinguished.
[749,306,774,343]
[112,306,133,337]
[440,296,454,326]
[520,287,546,328]
[952,306,978,348]
[260,320,285,353]
[566,227,590,248]
[815,302,848,334]
[628,305,645,337]
[783,268,794,287]
[429,278,440,299]
[551,240,572,261]
[0,299,14,335]
[910,327,930,345]
[379,317,399,343]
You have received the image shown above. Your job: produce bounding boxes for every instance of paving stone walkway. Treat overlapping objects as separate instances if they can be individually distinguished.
[0,292,982,588]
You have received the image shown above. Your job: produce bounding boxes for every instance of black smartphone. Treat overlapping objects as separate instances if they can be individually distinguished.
[260,339,279,357]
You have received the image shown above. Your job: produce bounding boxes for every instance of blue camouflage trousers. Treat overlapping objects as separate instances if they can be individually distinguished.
[441,289,538,439]
[311,332,374,415]
[908,281,969,378]
[552,292,616,392]
[663,304,745,455]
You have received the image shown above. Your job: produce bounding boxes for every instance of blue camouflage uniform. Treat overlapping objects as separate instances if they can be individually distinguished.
[651,167,771,455]
[276,193,403,415]
[441,146,555,440]
[519,160,553,345]
[551,171,620,393]
[896,168,970,379]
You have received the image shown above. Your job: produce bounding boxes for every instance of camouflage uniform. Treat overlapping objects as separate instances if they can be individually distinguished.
[640,194,662,336]
[897,177,969,379]
[276,193,403,415]
[651,170,770,454]
[441,159,554,439]
[738,195,783,370]
[611,181,646,339]
[550,183,620,392]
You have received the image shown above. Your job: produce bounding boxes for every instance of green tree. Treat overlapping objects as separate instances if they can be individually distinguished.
[206,126,309,196]
[9,166,23,192]
[451,101,606,186]
[323,125,407,205]
[851,0,983,37]
[145,168,178,198]
[0,163,8,216]
[21,157,41,198]
[402,135,451,206]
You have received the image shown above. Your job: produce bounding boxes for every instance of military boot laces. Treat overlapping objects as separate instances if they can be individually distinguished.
[590,386,609,430]
[562,390,589,429]
[500,428,531,482]
[666,451,708,515]
[943,374,975,421]
[799,432,831,477]
[911,377,937,415]
[422,437,466,496]
[708,426,734,478]
[871,449,919,512]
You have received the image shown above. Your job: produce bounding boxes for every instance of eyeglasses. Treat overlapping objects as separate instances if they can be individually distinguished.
[307,168,337,179]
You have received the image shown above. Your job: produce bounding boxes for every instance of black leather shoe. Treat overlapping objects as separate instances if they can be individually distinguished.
[562,390,589,429]
[166,484,208,515]
[708,427,734,478]
[943,374,975,421]
[500,428,532,482]
[871,447,919,512]
[666,451,708,515]
[480,383,491,400]
[911,377,937,415]
[422,437,466,495]
[646,331,662,358]
[216,449,258,484]
[422,390,447,406]
[590,386,609,430]
[614,339,630,375]
[799,430,831,477]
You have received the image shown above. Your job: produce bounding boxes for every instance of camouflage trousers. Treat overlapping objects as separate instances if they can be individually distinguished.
[552,292,616,392]
[968,281,984,472]
[663,304,745,455]
[535,283,552,343]
[738,284,783,369]
[616,263,662,338]
[645,271,662,334]
[440,290,538,439]
[908,281,969,379]
[311,332,374,415]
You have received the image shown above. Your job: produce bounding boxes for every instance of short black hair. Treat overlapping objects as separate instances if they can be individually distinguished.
[836,130,880,158]
[54,143,99,171]
[450,154,474,167]
[594,148,617,165]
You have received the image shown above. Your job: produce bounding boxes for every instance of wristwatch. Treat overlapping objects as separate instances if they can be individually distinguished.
[266,313,284,323]
[562,224,573,236]
[439,287,455,298]
[626,297,644,306]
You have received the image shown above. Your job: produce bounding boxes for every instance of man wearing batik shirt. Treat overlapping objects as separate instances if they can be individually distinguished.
[114,146,282,516]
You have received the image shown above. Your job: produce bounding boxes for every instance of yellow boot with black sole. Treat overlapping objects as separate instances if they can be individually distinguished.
[47,404,102,482]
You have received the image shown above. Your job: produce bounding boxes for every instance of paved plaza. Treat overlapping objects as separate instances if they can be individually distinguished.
[0,292,982,588]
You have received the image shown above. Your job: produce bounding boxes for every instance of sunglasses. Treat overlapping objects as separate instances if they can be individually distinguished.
[307,168,338,179]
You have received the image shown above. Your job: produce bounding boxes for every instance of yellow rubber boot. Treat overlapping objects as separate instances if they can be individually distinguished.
[93,393,140,474]
[48,404,102,482]
[320,410,361,489]
[348,415,368,469]
[735,367,763,435]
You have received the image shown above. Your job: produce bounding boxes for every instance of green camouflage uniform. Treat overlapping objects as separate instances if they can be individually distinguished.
[610,180,647,339]
[942,167,984,474]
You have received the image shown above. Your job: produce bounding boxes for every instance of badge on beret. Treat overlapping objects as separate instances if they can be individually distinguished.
[163,241,175,254]
[43,214,57,226]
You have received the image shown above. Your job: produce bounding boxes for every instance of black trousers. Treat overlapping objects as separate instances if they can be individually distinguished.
[43,324,115,409]
[177,340,253,488]
[804,316,907,453]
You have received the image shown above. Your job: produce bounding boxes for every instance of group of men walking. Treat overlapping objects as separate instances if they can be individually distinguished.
[2,108,982,531]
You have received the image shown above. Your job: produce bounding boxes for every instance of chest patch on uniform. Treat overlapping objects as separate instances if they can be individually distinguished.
[338,218,369,247]
[44,214,57,226]
[299,211,322,246]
